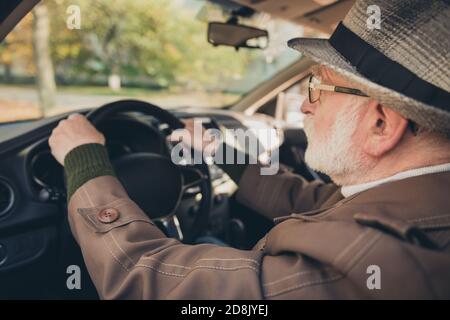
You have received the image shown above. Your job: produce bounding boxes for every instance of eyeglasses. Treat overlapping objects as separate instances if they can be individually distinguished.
[308,74,368,103]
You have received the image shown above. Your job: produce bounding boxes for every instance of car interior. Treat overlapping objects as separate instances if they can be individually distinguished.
[0,0,353,299]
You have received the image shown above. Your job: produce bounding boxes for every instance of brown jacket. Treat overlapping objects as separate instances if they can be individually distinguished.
[67,165,450,299]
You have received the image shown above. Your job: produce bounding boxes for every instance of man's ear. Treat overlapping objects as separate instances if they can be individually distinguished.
[361,101,409,157]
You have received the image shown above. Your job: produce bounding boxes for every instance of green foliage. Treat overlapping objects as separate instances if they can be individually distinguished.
[42,0,255,91]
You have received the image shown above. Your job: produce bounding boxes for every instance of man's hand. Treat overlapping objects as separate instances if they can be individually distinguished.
[49,113,105,165]
[169,118,221,157]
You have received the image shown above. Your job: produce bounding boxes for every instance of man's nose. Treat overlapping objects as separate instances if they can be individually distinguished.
[301,98,316,115]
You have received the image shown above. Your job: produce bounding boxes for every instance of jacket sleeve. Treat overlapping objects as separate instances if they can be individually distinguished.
[235,164,339,220]
[69,175,370,300]
[215,141,339,219]
[68,175,269,299]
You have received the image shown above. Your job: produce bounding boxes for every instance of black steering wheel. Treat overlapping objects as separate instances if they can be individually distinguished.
[86,99,212,243]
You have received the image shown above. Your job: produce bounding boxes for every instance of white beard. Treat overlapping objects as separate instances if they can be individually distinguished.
[303,105,369,186]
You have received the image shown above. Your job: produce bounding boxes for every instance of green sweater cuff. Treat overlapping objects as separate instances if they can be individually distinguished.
[64,143,116,201]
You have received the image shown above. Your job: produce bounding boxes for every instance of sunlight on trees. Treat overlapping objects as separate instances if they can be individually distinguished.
[0,0,302,121]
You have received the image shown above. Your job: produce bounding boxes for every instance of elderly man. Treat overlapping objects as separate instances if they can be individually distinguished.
[49,0,450,299]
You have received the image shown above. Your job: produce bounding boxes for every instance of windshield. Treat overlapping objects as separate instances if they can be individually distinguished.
[0,0,305,124]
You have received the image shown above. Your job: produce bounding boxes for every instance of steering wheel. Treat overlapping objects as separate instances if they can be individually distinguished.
[86,99,212,243]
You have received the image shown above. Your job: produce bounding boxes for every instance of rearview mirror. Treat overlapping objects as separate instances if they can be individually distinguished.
[207,21,268,50]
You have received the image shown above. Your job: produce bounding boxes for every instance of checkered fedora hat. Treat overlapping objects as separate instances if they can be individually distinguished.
[288,0,450,136]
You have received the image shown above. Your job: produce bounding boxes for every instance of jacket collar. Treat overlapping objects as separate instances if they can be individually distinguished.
[276,171,450,230]
[341,163,450,197]
[338,170,450,227]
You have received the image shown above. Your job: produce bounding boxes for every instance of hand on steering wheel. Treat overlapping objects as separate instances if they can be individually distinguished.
[52,99,212,243]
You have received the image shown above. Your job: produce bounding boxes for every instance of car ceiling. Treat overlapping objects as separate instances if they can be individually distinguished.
[231,0,354,34]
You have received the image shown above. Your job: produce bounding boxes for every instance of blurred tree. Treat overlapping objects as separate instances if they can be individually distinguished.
[2,0,259,95]
[47,0,254,91]
[33,2,56,113]
[0,14,34,81]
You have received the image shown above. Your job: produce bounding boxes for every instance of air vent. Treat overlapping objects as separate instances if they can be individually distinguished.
[0,179,14,217]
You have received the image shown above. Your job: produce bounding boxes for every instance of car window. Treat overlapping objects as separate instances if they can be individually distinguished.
[278,77,309,127]
[0,0,305,124]
[255,75,308,127]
